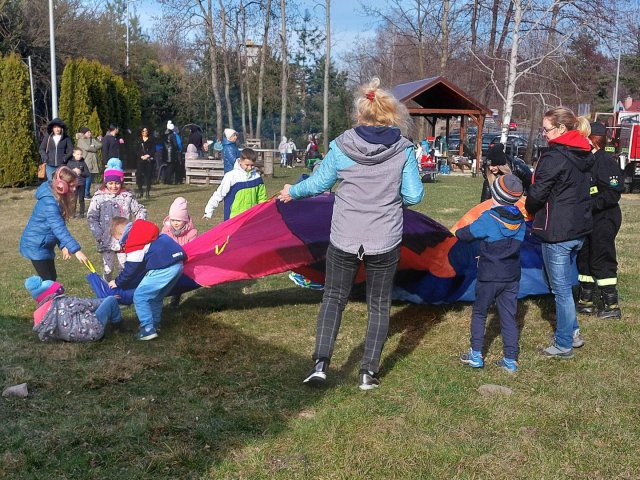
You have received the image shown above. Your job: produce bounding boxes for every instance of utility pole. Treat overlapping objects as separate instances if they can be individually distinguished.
[27,57,37,142]
[48,0,58,118]
[613,38,621,114]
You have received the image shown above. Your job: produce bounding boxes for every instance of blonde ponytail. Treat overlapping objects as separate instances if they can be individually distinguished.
[354,77,411,134]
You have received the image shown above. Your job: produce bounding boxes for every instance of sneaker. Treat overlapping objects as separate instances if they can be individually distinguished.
[288,272,324,290]
[495,358,518,373]
[572,329,585,348]
[358,369,380,390]
[460,349,484,368]
[538,343,574,359]
[136,326,158,341]
[303,359,328,386]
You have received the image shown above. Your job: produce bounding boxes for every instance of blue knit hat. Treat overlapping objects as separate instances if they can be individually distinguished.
[104,158,124,183]
[25,276,64,301]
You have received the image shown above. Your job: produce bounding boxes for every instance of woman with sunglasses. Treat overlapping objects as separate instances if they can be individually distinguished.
[525,107,594,359]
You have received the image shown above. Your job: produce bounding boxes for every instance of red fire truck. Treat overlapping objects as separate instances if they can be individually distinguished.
[595,111,640,193]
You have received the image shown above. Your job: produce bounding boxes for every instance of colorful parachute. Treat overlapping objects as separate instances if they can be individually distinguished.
[89,194,560,305]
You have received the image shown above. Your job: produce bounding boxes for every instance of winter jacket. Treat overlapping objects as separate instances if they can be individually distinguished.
[188,127,204,151]
[290,126,424,255]
[136,136,155,162]
[77,136,102,173]
[455,205,525,282]
[162,215,198,245]
[32,294,105,342]
[164,130,180,164]
[115,233,186,289]
[222,137,241,173]
[87,188,147,252]
[590,149,624,214]
[101,133,120,162]
[66,158,90,186]
[525,130,595,243]
[20,182,81,260]
[38,118,73,167]
[204,160,268,220]
[480,155,532,202]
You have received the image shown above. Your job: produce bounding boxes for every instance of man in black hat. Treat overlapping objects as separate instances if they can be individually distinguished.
[480,143,532,203]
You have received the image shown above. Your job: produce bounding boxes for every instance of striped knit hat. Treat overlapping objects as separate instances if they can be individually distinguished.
[491,174,523,205]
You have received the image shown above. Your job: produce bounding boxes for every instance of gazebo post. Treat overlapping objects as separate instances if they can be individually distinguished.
[459,116,465,156]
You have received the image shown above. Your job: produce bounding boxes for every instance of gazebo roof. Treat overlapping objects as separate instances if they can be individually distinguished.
[391,76,491,116]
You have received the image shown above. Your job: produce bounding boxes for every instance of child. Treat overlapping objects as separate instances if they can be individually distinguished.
[203,148,267,221]
[109,218,186,340]
[162,197,198,245]
[67,147,90,218]
[87,158,147,281]
[222,128,240,173]
[455,174,525,373]
[20,166,89,280]
[26,276,121,342]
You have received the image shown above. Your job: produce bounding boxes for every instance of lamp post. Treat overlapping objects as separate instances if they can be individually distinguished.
[25,57,38,142]
[125,0,137,70]
[49,0,58,118]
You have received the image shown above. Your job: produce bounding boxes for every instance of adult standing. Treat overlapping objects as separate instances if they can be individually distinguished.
[77,127,102,198]
[222,128,241,173]
[136,126,155,199]
[101,124,120,163]
[278,77,424,390]
[188,125,204,156]
[39,118,73,180]
[525,107,594,359]
[163,121,180,184]
[480,143,532,202]
[576,122,624,319]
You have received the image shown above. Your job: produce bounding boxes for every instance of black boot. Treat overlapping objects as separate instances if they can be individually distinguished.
[576,282,595,315]
[598,287,621,319]
[137,188,143,198]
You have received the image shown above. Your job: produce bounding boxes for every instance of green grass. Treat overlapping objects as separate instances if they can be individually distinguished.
[1,169,639,479]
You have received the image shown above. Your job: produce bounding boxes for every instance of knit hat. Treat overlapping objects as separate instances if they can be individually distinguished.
[169,197,190,222]
[167,120,175,131]
[487,143,508,166]
[25,276,64,302]
[224,128,237,140]
[79,127,90,134]
[491,174,524,205]
[590,122,606,136]
[122,219,160,253]
[104,157,124,183]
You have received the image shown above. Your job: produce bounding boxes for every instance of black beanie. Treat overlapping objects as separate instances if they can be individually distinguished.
[487,143,508,166]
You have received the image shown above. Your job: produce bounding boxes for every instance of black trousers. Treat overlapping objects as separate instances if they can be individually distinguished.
[74,187,85,216]
[136,159,153,194]
[31,259,57,281]
[163,162,175,184]
[577,209,621,284]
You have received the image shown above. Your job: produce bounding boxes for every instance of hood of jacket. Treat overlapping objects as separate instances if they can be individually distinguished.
[35,181,54,201]
[335,127,412,166]
[548,133,595,173]
[46,118,68,136]
[488,205,525,238]
[222,137,237,147]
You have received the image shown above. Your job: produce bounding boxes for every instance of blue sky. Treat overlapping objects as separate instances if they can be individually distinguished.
[133,0,383,58]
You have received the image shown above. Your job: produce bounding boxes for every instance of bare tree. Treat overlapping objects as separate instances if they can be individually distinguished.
[218,0,233,128]
[323,0,330,152]
[279,0,288,139]
[233,1,247,136]
[255,0,272,139]
[197,0,223,140]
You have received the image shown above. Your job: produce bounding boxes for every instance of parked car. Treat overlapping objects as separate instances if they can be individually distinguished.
[468,133,497,158]
[488,134,538,162]
[509,121,518,131]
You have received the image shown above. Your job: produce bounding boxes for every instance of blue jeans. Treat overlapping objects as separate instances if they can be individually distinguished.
[84,174,92,197]
[95,296,122,326]
[133,264,183,329]
[45,164,58,180]
[541,239,584,349]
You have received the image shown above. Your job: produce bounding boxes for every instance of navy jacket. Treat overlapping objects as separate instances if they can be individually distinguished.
[115,234,186,289]
[101,134,120,162]
[39,118,73,167]
[20,182,81,260]
[66,158,90,186]
[456,205,525,282]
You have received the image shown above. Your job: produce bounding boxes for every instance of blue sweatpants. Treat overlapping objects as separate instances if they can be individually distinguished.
[470,280,520,360]
[133,263,183,329]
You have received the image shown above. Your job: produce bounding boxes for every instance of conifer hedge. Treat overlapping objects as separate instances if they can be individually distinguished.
[0,53,36,187]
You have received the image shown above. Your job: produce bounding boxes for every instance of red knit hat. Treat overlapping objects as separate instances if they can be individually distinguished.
[122,219,159,253]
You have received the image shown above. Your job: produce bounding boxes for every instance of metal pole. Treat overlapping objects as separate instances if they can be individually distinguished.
[613,38,621,114]
[27,56,38,142]
[126,0,130,69]
[49,0,58,118]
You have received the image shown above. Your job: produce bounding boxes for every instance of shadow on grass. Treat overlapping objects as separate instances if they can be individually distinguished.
[0,312,329,479]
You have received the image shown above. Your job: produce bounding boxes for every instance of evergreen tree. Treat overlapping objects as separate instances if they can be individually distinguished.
[58,59,77,132]
[87,107,102,167]
[0,53,36,186]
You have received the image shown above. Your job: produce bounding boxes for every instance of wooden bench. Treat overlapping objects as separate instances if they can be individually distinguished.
[123,169,136,184]
[185,158,224,185]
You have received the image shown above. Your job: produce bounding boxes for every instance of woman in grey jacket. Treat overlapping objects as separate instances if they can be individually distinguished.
[278,78,424,390]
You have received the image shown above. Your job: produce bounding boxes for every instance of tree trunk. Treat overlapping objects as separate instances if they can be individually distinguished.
[440,0,449,74]
[234,2,247,138]
[495,0,514,60]
[199,0,223,141]
[471,0,479,52]
[242,3,253,138]
[279,0,288,140]
[488,0,500,56]
[500,0,521,145]
[323,0,330,152]
[255,0,272,140]
[218,0,233,129]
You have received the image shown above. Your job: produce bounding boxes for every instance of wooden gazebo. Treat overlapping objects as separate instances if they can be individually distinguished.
[391,77,492,169]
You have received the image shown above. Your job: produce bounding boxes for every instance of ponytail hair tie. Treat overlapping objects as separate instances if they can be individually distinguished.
[365,91,375,102]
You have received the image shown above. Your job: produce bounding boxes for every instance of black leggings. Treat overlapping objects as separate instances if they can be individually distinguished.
[31,259,57,281]
[136,159,153,194]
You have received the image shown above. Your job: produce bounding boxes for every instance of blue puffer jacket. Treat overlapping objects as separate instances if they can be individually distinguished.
[222,137,240,173]
[20,182,81,260]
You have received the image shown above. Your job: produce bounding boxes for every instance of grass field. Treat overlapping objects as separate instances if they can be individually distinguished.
[1,169,639,479]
